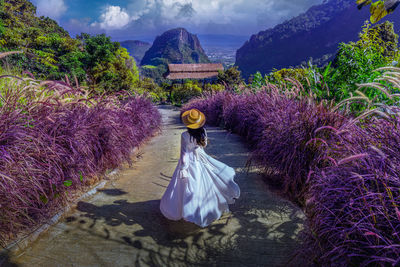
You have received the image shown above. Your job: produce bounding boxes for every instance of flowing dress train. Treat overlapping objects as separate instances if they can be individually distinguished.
[160,129,240,227]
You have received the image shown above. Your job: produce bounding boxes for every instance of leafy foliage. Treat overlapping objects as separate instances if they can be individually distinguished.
[268,68,309,85]
[140,64,168,84]
[326,22,399,104]
[217,66,244,89]
[203,83,225,93]
[1,0,71,76]
[249,71,266,88]
[251,68,309,90]
[0,0,139,94]
[79,34,139,93]
[135,77,167,103]
[171,80,203,105]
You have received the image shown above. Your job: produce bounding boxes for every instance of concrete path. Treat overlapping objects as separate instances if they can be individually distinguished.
[2,105,305,267]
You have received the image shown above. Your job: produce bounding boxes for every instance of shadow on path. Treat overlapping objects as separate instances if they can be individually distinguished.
[68,128,305,266]
[0,253,18,267]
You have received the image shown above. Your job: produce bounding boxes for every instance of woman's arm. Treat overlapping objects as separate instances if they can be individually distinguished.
[178,133,190,179]
[204,127,208,147]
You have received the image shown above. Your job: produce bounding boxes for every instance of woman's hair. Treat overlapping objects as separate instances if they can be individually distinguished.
[188,127,207,147]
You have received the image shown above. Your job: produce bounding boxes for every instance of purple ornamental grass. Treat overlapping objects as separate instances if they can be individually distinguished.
[0,78,161,244]
[305,118,400,266]
[184,89,346,202]
[184,87,400,265]
[182,91,229,126]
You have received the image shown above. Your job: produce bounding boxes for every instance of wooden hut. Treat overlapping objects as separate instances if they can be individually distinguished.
[165,63,224,80]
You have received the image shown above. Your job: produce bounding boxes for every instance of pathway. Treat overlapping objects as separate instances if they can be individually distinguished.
[2,105,306,267]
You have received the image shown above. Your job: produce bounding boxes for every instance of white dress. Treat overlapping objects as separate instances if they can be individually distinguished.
[160,129,240,227]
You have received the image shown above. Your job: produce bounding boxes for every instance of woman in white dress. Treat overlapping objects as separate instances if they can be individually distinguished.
[160,108,240,227]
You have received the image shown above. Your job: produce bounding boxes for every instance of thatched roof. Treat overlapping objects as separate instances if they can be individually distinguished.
[166,63,224,79]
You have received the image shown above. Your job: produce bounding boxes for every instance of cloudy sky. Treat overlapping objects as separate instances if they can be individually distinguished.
[31,0,324,41]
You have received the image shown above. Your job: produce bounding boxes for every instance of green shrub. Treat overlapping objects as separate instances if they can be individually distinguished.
[140,64,168,84]
[250,71,267,88]
[135,77,167,103]
[217,66,243,88]
[328,21,399,103]
[268,68,309,85]
[203,83,225,93]
[171,80,202,104]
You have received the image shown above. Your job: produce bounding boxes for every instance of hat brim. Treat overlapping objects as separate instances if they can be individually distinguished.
[181,109,206,129]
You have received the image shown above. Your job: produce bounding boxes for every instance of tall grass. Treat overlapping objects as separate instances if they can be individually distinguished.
[184,88,346,203]
[183,70,400,265]
[0,73,161,245]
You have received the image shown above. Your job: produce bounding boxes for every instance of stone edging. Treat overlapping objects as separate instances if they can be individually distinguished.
[1,148,137,256]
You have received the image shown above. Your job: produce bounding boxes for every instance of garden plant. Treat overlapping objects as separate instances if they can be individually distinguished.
[0,66,161,245]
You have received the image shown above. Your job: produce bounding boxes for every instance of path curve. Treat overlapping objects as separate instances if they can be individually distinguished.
[5,105,305,267]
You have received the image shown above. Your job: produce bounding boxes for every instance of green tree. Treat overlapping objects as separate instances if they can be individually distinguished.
[0,0,78,80]
[140,64,168,84]
[217,66,243,88]
[329,21,399,102]
[0,0,140,94]
[79,34,139,93]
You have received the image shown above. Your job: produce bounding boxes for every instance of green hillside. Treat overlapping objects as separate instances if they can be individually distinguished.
[0,0,139,93]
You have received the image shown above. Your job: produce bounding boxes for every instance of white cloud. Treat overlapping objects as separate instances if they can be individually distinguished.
[92,6,132,30]
[76,0,324,37]
[122,0,323,34]
[34,0,67,19]
[128,0,156,20]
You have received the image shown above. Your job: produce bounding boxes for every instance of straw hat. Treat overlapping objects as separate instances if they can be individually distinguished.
[181,108,206,129]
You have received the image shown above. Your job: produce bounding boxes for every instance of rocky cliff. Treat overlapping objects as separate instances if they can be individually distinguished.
[141,28,210,66]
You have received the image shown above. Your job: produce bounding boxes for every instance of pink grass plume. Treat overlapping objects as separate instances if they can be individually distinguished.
[337,153,369,165]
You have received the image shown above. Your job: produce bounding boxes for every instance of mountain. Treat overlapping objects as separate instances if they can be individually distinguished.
[141,28,210,66]
[236,0,400,79]
[119,40,151,65]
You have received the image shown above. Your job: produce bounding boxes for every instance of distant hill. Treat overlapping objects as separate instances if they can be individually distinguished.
[235,0,400,79]
[198,34,249,49]
[141,28,210,66]
[120,40,151,65]
[198,35,249,67]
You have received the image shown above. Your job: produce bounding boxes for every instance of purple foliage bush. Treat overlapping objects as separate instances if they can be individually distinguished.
[0,80,161,244]
[183,89,400,266]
